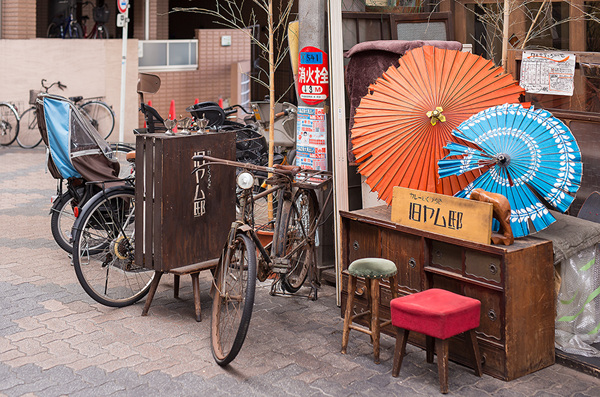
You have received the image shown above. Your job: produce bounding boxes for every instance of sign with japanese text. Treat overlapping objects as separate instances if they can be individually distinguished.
[520,50,576,96]
[391,187,493,244]
[298,46,329,105]
[296,106,327,170]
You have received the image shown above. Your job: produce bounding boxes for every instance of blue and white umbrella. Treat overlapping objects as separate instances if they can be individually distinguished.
[438,103,582,237]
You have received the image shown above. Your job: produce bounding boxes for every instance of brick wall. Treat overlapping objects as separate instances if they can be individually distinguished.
[1,0,36,39]
[133,0,168,40]
[138,29,251,126]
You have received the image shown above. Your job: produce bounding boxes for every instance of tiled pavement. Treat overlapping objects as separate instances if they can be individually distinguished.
[1,146,599,396]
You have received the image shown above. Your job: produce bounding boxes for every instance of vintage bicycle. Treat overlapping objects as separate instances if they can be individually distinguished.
[0,101,20,146]
[192,154,332,366]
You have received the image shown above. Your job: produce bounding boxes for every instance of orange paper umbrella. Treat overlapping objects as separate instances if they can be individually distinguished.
[351,45,526,203]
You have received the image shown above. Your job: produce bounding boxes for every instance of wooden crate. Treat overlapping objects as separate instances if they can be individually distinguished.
[135,132,236,272]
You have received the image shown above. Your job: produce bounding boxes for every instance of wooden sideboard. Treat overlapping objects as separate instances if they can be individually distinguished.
[340,206,555,381]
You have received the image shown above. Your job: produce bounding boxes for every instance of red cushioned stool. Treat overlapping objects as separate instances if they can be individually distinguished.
[391,288,482,394]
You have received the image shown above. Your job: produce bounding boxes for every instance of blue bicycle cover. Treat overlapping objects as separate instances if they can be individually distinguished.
[43,97,81,179]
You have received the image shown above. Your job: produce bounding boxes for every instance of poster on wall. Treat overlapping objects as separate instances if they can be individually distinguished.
[296,106,327,171]
[520,51,576,96]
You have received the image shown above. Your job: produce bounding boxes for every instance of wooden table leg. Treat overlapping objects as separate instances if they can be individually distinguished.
[191,272,201,322]
[174,275,180,299]
[142,271,163,316]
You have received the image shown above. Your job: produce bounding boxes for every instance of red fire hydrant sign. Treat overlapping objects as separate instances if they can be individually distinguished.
[298,46,329,105]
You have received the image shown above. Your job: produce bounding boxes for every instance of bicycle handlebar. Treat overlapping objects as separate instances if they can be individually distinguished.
[41,79,67,92]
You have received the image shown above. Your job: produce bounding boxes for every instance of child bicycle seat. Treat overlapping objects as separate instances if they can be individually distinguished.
[139,102,166,133]
[186,102,225,128]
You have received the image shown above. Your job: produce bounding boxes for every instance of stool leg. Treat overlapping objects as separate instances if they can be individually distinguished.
[426,335,434,363]
[468,329,483,377]
[389,274,398,299]
[191,273,201,322]
[435,338,449,394]
[371,278,381,364]
[341,275,357,354]
[364,279,373,343]
[392,328,409,377]
[174,275,180,299]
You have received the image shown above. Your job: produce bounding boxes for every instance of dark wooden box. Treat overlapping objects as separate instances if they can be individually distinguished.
[340,206,555,381]
[135,132,236,272]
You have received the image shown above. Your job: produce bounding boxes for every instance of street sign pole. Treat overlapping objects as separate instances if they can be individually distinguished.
[118,0,129,143]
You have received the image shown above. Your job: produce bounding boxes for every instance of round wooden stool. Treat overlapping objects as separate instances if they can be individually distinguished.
[390,288,482,394]
[341,258,398,364]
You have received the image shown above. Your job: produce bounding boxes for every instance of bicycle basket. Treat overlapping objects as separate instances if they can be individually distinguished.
[93,5,110,24]
[29,90,41,105]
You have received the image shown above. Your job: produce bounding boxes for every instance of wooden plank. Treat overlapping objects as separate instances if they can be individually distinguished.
[170,258,219,275]
[391,187,493,245]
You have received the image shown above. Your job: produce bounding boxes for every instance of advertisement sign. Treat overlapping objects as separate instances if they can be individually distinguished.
[297,46,329,105]
[520,51,576,96]
[296,106,327,170]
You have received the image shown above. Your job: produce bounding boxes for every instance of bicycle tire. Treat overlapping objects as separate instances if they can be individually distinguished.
[95,25,109,39]
[47,22,61,38]
[67,22,83,38]
[211,232,257,366]
[0,103,19,146]
[16,107,43,149]
[81,101,115,140]
[50,190,78,253]
[277,188,319,293]
[110,143,135,179]
[71,186,155,307]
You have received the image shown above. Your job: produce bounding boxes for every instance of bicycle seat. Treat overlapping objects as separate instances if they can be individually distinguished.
[274,164,301,175]
[126,151,136,162]
[69,96,83,103]
[186,102,225,127]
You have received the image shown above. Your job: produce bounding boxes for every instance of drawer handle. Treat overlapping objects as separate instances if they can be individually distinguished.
[488,309,497,322]
[489,263,498,275]
[408,258,416,268]
[353,241,359,251]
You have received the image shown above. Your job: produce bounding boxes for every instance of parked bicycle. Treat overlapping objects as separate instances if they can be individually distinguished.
[81,1,110,39]
[192,154,332,366]
[47,0,83,39]
[0,102,20,146]
[17,79,115,149]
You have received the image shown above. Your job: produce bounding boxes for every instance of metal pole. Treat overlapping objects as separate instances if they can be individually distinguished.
[145,0,149,40]
[327,0,349,306]
[118,5,129,143]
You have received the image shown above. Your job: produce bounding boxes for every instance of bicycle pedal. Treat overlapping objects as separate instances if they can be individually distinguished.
[271,258,289,273]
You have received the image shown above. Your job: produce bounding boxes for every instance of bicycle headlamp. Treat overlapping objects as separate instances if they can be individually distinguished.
[236,172,254,190]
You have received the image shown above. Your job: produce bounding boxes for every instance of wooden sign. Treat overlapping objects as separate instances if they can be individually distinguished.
[391,187,493,244]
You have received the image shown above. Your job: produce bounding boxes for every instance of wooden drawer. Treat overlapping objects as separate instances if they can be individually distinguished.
[430,240,462,272]
[465,249,502,285]
[346,220,380,265]
[382,229,422,293]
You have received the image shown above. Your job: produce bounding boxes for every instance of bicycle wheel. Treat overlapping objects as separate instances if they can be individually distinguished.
[94,25,109,39]
[81,101,115,140]
[72,186,154,307]
[277,189,319,293]
[16,107,42,149]
[50,190,78,253]
[110,143,135,179]
[0,103,19,146]
[67,22,83,38]
[47,22,61,38]
[211,232,257,366]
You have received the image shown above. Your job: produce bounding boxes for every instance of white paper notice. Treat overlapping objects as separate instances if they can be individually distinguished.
[520,51,576,96]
